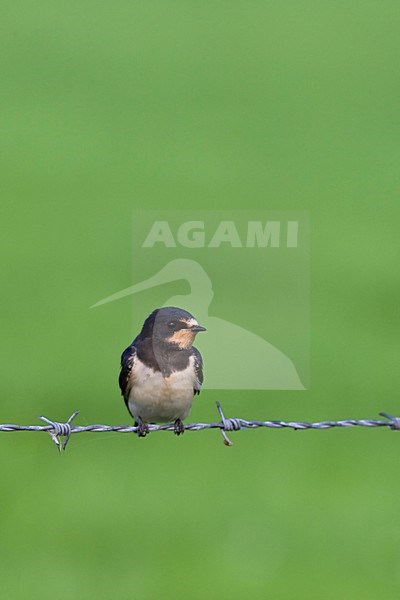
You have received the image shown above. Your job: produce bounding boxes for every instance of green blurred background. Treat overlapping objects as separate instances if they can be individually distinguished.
[1,2,400,598]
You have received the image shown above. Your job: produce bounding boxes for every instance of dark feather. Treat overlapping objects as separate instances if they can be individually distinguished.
[119,343,137,405]
[192,346,203,395]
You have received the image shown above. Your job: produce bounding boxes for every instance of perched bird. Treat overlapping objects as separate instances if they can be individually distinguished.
[119,307,206,436]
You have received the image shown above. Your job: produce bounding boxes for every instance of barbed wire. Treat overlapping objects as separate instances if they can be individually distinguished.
[0,403,399,450]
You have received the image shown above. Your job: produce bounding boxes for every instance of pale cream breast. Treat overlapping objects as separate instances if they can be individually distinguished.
[128,355,197,423]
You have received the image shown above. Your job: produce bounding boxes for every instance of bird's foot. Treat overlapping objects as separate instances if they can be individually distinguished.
[135,418,149,438]
[174,419,185,436]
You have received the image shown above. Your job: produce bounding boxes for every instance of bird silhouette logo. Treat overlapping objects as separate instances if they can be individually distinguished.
[92,259,304,390]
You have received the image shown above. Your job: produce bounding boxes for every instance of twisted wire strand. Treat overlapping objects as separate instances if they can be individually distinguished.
[0,404,399,450]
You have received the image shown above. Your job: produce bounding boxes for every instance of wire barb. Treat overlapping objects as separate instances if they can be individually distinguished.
[216,402,241,446]
[380,412,400,431]
[38,410,80,451]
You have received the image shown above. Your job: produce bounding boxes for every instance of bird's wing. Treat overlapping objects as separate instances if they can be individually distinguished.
[192,346,203,395]
[119,344,137,405]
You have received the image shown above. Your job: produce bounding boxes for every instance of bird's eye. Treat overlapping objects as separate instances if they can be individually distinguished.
[167,321,176,330]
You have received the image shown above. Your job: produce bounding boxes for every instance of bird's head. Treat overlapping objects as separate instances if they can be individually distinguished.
[141,307,206,349]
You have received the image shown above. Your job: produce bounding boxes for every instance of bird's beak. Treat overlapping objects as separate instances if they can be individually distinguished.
[190,325,206,332]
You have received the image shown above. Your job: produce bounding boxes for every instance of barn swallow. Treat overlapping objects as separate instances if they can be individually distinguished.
[119,307,206,437]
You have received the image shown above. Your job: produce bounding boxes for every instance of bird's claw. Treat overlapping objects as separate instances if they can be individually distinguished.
[135,418,149,438]
[174,419,185,436]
